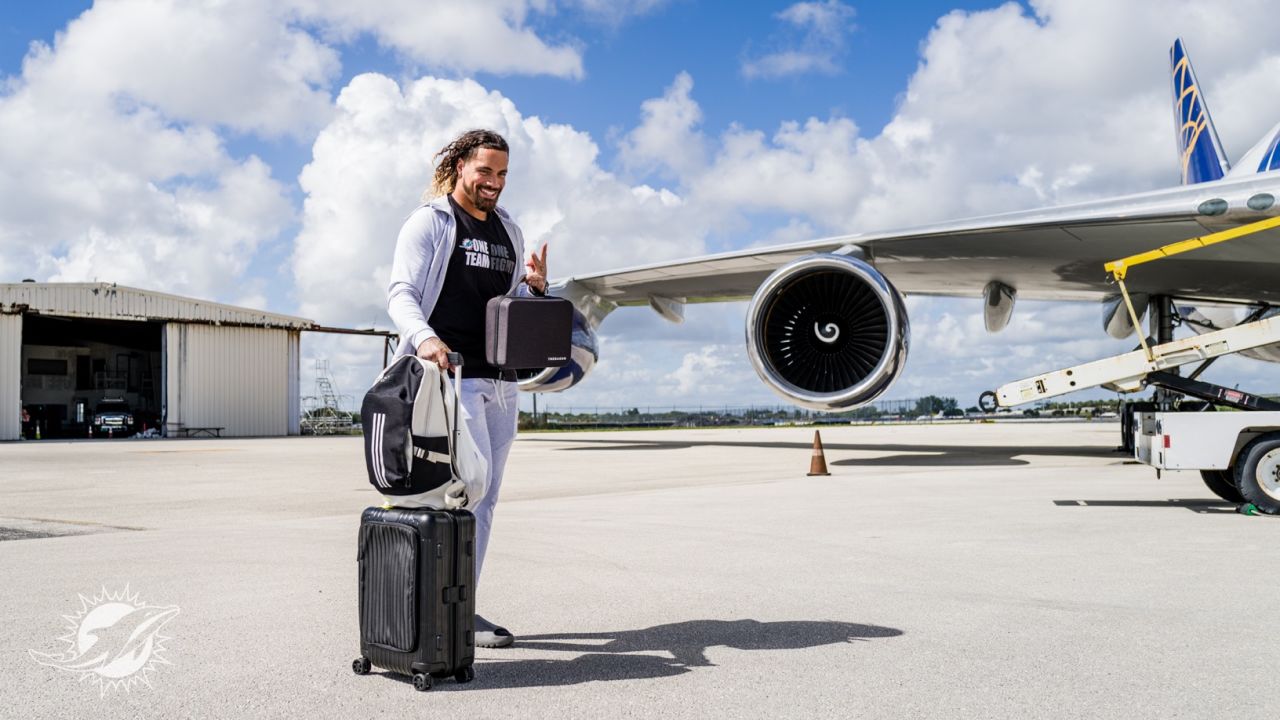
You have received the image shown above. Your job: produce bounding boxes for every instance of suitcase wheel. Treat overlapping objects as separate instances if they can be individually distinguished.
[412,673,433,692]
[351,657,371,676]
[454,666,475,684]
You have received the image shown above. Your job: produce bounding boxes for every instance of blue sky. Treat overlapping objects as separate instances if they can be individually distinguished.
[1,0,1011,201]
[0,1,1019,172]
[2,0,1278,412]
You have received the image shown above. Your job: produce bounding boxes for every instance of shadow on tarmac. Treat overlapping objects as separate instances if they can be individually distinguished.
[1052,498,1239,514]
[528,437,1119,467]
[469,619,902,689]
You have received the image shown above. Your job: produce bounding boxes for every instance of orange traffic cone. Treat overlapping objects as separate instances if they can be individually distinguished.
[807,430,830,476]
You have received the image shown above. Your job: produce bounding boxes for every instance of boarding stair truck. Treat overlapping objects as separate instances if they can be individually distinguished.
[1128,371,1280,512]
[1133,402,1280,513]
[982,314,1280,513]
[978,217,1280,514]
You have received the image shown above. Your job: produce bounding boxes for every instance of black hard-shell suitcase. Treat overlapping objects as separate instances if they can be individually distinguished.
[484,295,573,370]
[352,506,476,691]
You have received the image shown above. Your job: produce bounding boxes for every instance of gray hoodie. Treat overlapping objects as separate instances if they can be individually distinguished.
[387,195,532,360]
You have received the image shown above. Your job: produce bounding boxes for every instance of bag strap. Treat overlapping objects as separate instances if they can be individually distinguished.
[440,352,463,480]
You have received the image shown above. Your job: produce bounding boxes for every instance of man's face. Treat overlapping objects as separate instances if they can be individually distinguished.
[455,148,508,213]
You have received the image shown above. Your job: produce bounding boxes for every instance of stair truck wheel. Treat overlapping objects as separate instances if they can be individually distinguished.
[1234,433,1280,514]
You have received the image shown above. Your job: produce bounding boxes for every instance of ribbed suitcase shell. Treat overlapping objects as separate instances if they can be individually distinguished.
[484,296,573,370]
[357,507,475,680]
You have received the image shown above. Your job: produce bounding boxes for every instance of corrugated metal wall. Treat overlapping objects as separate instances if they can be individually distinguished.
[0,283,313,329]
[164,324,294,437]
[0,314,20,441]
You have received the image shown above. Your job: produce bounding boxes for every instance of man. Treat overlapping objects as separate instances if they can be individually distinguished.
[386,129,546,648]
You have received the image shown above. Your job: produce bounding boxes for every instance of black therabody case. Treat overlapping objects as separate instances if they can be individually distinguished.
[485,295,573,370]
[352,506,476,691]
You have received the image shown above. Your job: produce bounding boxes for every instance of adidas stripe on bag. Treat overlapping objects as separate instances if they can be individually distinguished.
[370,411,387,488]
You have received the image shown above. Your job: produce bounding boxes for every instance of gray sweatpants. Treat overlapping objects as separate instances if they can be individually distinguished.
[457,377,519,584]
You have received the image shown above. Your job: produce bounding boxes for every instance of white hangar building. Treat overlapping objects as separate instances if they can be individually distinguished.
[0,282,319,441]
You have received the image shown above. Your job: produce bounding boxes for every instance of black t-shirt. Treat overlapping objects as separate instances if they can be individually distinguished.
[428,196,518,379]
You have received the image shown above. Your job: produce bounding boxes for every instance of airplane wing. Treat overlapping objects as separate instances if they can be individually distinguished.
[562,181,1280,307]
[523,38,1280,415]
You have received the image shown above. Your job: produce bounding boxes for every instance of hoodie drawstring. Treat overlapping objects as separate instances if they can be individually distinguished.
[495,378,509,412]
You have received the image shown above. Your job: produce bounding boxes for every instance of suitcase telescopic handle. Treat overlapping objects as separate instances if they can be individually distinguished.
[443,353,463,487]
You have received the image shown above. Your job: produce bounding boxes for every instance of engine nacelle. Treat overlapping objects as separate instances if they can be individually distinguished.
[746,254,909,411]
[516,307,599,393]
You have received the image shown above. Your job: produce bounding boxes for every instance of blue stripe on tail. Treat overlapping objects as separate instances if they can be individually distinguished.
[1257,127,1280,173]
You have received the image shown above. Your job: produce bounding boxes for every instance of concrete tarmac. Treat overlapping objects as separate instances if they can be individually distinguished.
[1,421,1277,719]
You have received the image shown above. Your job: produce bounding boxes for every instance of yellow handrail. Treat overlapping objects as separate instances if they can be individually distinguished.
[1104,214,1280,361]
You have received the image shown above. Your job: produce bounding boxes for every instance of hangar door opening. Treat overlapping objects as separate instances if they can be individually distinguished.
[21,315,163,439]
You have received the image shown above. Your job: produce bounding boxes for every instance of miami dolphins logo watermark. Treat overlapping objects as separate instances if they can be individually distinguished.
[28,586,179,696]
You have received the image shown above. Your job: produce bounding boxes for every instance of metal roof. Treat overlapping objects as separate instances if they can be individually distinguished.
[0,282,316,330]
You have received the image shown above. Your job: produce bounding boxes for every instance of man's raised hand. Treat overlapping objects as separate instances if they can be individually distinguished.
[525,244,548,294]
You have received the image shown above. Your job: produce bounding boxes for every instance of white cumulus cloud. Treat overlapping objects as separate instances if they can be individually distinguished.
[617,72,706,180]
[291,73,715,327]
[0,0,644,302]
[23,0,340,137]
[0,1,300,297]
[291,0,585,79]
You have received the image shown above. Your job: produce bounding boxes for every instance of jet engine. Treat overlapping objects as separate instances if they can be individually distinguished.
[745,254,909,411]
[516,307,600,393]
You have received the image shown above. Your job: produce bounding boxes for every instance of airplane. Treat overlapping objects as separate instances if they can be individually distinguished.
[520,38,1280,415]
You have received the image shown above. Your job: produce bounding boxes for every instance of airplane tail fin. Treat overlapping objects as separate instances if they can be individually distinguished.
[1225,121,1280,178]
[1171,38,1230,184]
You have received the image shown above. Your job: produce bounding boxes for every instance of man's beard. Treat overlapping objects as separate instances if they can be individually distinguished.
[463,177,500,211]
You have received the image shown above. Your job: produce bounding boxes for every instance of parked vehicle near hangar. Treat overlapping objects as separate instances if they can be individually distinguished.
[91,398,134,438]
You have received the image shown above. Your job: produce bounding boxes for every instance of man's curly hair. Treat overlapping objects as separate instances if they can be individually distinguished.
[425,129,510,200]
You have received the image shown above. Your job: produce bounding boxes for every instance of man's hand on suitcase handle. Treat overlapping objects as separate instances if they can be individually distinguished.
[416,337,458,371]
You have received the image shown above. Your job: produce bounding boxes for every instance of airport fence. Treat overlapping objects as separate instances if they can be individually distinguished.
[517,396,1107,430]
[334,395,1128,433]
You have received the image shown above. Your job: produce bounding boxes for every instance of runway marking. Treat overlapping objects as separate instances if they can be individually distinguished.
[131,449,238,455]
